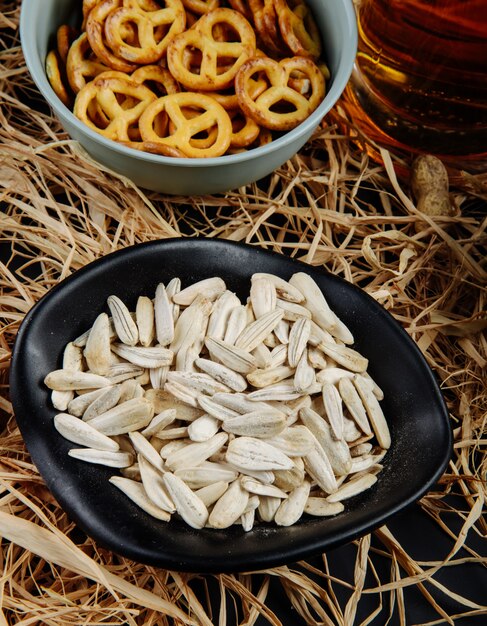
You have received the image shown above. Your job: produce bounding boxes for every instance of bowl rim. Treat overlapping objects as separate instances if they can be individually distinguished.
[10,237,453,572]
[19,0,358,168]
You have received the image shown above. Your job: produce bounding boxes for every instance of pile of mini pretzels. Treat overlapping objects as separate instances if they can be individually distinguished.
[46,0,328,158]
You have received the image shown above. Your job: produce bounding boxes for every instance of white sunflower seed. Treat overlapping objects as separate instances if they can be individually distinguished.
[208,478,249,529]
[250,277,276,318]
[141,409,177,437]
[258,495,281,522]
[154,283,174,347]
[149,365,169,389]
[205,337,258,375]
[52,342,84,410]
[54,413,120,451]
[83,385,122,421]
[211,392,274,415]
[308,347,328,370]
[265,425,314,457]
[44,370,111,391]
[247,365,295,389]
[68,448,133,468]
[165,432,229,472]
[269,344,288,368]
[67,387,107,417]
[350,452,386,474]
[274,480,311,526]
[165,275,181,300]
[223,305,247,345]
[288,317,311,368]
[207,290,241,340]
[137,454,175,512]
[135,295,155,347]
[321,383,344,441]
[304,497,344,517]
[338,377,373,435]
[251,343,273,369]
[299,407,352,476]
[170,295,212,353]
[288,273,336,332]
[164,381,199,407]
[152,426,188,440]
[128,431,166,473]
[162,472,209,529]
[294,350,315,393]
[316,366,354,385]
[320,343,368,373]
[235,309,284,352]
[86,397,154,436]
[275,299,312,322]
[107,295,138,346]
[350,442,373,457]
[247,381,302,402]
[167,370,230,395]
[187,414,220,442]
[222,410,287,438]
[175,465,238,489]
[195,357,247,393]
[273,458,306,492]
[119,378,144,403]
[173,277,226,306]
[159,439,189,458]
[226,437,293,471]
[111,343,173,369]
[195,481,229,507]
[197,394,239,420]
[106,363,145,384]
[326,472,378,502]
[353,375,391,449]
[303,433,338,494]
[328,312,354,344]
[362,371,385,400]
[144,388,202,421]
[240,476,288,499]
[109,476,170,521]
[252,273,304,303]
[84,313,112,376]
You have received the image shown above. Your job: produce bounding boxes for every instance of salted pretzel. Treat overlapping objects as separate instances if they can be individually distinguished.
[66,33,111,93]
[74,71,157,140]
[46,50,72,107]
[227,0,252,22]
[181,0,219,16]
[104,0,186,65]
[168,107,219,149]
[273,0,322,59]
[228,109,260,148]
[131,65,180,95]
[56,25,78,64]
[248,0,285,56]
[235,55,325,130]
[86,0,138,72]
[139,92,232,157]
[167,8,256,91]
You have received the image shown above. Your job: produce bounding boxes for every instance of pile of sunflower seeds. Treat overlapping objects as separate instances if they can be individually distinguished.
[44,272,390,530]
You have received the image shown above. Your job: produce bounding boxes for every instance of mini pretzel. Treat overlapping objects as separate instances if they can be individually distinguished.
[181,0,219,16]
[273,0,322,59]
[167,8,256,91]
[131,65,180,96]
[168,107,219,149]
[248,0,285,56]
[86,0,137,72]
[228,109,260,148]
[235,55,325,130]
[57,25,78,64]
[104,0,186,65]
[46,50,72,107]
[139,92,232,157]
[74,71,157,140]
[66,33,111,93]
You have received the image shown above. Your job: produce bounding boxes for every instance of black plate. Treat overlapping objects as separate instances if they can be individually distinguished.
[10,238,452,573]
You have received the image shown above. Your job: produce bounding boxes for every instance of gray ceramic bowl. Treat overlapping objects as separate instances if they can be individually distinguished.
[20,0,357,195]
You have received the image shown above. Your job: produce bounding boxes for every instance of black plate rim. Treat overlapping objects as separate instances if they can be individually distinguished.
[10,237,452,572]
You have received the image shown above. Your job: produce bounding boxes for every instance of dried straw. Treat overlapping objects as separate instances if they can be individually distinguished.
[1,2,486,624]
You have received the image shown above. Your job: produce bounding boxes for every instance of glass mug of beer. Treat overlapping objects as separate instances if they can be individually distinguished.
[344,0,487,171]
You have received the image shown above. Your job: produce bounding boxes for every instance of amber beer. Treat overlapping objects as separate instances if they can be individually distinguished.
[345,0,487,168]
